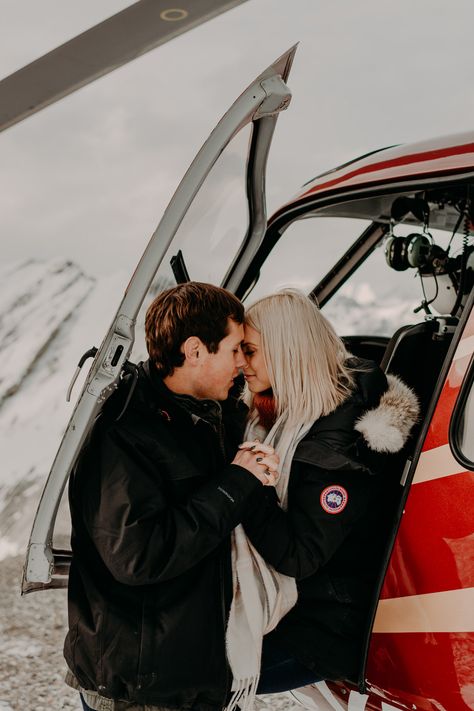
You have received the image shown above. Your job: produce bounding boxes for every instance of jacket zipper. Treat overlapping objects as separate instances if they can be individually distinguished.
[220,552,232,705]
[208,417,232,704]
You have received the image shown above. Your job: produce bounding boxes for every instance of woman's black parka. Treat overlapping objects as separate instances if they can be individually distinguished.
[242,361,417,683]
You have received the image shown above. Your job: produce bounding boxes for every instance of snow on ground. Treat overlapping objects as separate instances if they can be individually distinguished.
[0,556,79,710]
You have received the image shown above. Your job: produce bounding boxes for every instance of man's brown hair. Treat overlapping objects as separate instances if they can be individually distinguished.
[145,282,244,377]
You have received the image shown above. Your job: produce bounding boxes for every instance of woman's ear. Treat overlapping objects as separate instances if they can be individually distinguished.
[182,336,202,365]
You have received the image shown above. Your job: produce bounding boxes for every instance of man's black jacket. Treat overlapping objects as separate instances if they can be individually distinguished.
[64,360,261,710]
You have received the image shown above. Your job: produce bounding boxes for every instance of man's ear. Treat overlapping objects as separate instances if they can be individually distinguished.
[182,336,203,365]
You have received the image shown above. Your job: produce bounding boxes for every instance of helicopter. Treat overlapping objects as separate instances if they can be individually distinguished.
[2,8,472,711]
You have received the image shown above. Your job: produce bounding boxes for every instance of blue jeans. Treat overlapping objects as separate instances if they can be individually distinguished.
[80,695,93,711]
[257,636,321,694]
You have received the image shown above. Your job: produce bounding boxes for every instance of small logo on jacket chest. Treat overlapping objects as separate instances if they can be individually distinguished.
[320,485,348,514]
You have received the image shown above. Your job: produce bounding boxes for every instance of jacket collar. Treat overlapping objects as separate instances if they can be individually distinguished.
[140,360,243,431]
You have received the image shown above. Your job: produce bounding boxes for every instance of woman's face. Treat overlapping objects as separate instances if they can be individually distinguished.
[242,325,272,393]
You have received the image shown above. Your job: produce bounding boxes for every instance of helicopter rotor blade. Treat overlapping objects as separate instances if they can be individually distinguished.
[0,0,248,134]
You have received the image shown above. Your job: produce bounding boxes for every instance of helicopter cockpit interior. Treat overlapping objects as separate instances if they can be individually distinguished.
[384,191,474,318]
[374,189,474,421]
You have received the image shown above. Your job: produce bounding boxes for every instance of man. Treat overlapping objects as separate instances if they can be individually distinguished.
[64,282,277,711]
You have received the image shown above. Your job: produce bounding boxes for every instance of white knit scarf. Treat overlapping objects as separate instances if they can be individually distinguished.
[225,412,313,711]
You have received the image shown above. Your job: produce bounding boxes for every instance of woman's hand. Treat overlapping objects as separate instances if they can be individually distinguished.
[231,441,280,486]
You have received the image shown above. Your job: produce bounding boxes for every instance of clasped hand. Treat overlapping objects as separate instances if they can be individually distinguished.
[232,441,280,486]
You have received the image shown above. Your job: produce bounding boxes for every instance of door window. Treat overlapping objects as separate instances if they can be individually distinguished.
[247,216,422,337]
[323,223,460,337]
[248,215,458,339]
[131,126,252,361]
[247,217,358,303]
[156,125,252,287]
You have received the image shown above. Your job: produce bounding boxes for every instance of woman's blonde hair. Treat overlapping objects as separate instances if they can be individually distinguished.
[245,289,355,427]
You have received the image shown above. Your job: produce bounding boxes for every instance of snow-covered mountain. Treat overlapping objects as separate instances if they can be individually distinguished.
[0,260,132,559]
[0,260,419,560]
[323,283,420,336]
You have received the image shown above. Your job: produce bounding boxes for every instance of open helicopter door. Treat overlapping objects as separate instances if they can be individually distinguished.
[22,45,296,593]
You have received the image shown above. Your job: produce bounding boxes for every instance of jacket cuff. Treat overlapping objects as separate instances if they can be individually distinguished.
[214,463,263,507]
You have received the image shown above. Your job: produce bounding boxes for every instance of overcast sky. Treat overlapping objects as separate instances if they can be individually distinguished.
[1,0,474,278]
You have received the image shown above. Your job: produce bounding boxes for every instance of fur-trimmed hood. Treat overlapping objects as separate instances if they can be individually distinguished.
[355,373,420,453]
[294,369,419,472]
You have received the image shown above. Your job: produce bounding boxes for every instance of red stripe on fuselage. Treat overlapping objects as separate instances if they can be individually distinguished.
[299,142,474,200]
[380,470,474,598]
[422,352,471,451]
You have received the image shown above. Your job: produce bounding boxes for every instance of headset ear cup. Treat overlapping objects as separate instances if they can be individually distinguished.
[385,236,410,271]
[407,234,431,268]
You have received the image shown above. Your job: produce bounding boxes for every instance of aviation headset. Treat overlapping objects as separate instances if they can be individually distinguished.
[385,232,433,271]
[384,196,440,271]
[384,194,474,316]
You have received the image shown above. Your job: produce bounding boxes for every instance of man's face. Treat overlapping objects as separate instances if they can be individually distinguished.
[193,319,245,401]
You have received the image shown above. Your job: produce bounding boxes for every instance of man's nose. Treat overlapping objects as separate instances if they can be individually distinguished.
[235,349,246,368]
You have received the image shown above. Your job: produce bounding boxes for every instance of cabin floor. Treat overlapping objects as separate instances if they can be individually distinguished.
[0,556,299,711]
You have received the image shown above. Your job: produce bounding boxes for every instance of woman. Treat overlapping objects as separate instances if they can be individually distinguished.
[226,289,419,702]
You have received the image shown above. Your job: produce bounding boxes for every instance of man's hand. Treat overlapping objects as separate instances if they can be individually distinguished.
[232,441,280,486]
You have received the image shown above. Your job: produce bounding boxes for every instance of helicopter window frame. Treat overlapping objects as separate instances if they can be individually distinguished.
[236,175,474,303]
[449,351,474,472]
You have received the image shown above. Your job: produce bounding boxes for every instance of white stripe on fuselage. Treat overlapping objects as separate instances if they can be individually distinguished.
[453,334,474,361]
[412,443,467,484]
[373,587,474,633]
